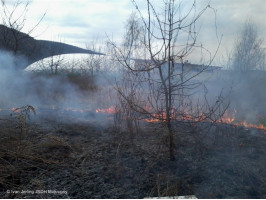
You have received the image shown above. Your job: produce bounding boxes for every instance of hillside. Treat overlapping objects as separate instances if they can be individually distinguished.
[0,25,104,69]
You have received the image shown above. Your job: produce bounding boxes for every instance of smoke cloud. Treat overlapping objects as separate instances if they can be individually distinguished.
[0,50,116,125]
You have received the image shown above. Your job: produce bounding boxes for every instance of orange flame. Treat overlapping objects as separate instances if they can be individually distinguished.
[233,121,266,131]
[218,109,266,131]
[60,105,266,131]
[218,109,237,124]
[11,104,262,131]
[142,108,266,131]
[11,107,20,113]
[95,106,116,114]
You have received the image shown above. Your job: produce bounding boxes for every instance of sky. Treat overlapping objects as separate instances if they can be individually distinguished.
[2,0,266,66]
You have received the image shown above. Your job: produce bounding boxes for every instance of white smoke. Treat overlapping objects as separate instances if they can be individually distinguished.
[0,50,117,125]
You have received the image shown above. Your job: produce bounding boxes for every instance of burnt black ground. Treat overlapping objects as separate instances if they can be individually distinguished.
[0,113,265,199]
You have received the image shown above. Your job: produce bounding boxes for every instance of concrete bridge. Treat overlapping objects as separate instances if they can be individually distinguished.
[0,25,104,70]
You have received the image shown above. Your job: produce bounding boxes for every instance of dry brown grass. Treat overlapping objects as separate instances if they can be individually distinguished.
[65,73,97,91]
[0,106,76,197]
[30,72,98,93]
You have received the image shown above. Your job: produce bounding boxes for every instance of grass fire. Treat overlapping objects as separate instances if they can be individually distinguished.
[0,0,266,199]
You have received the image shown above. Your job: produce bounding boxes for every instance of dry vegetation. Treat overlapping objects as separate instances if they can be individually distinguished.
[0,0,265,198]
[29,72,98,93]
[0,105,265,198]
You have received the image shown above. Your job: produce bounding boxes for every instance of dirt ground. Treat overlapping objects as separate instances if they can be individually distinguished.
[0,111,265,199]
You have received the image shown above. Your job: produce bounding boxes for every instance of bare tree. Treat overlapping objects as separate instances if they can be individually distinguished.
[34,54,64,74]
[0,0,46,55]
[84,41,105,77]
[232,19,265,71]
[110,0,226,160]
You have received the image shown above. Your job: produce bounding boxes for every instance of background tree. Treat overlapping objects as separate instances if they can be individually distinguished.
[231,19,265,71]
[0,0,45,64]
[110,0,227,161]
[226,19,266,126]
[84,41,105,77]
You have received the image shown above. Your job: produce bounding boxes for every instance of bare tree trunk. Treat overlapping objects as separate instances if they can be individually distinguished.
[167,119,175,161]
[109,0,225,161]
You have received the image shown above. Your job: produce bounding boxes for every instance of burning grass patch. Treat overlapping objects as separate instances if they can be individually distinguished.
[0,111,265,198]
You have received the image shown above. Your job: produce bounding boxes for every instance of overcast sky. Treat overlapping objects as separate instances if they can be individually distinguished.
[3,0,266,66]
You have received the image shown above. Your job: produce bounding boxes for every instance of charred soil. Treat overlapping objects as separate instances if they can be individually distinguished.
[0,113,265,199]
